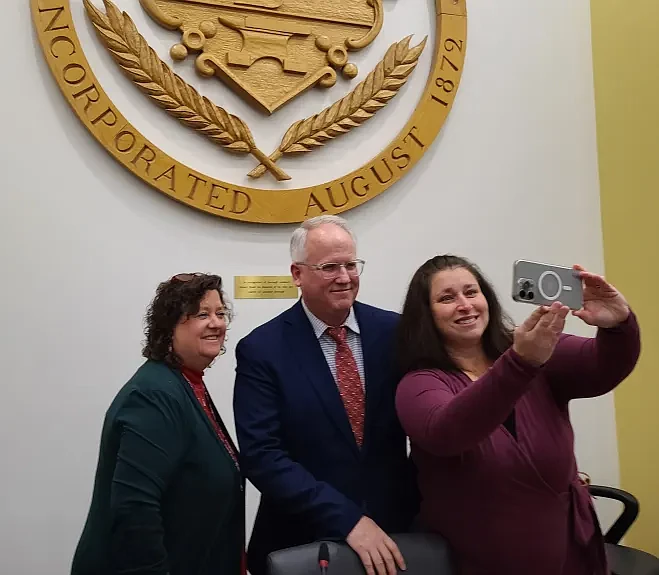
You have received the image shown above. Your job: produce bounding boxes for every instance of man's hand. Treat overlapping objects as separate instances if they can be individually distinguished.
[346,516,406,575]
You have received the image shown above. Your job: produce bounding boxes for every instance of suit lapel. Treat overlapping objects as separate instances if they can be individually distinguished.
[284,301,360,456]
[354,302,386,448]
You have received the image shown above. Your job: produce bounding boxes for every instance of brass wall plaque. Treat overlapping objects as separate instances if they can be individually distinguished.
[31,0,467,223]
[234,276,299,299]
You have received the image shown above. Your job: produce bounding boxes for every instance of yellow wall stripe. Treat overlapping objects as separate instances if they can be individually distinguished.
[591,0,659,554]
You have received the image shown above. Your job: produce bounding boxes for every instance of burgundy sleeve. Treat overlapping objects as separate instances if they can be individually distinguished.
[395,350,540,457]
[546,311,641,402]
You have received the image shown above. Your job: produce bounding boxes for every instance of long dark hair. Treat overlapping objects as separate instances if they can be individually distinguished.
[396,255,514,376]
[142,273,231,368]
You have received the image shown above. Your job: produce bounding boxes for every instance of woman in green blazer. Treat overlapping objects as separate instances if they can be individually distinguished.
[72,273,244,575]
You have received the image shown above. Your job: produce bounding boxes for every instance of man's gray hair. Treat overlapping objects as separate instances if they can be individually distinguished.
[290,215,356,262]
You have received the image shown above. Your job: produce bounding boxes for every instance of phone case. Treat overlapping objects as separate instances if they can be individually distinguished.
[512,260,583,310]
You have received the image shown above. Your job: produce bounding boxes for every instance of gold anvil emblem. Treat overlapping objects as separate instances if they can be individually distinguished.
[218,14,311,74]
[140,0,383,114]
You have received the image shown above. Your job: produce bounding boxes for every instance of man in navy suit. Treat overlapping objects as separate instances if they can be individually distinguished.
[234,215,418,575]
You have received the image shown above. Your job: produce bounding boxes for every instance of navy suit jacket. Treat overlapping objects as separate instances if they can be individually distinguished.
[234,301,418,575]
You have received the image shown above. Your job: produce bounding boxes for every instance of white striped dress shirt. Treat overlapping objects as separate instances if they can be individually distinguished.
[301,300,365,389]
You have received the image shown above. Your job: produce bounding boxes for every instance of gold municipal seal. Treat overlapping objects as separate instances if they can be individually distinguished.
[32,0,467,223]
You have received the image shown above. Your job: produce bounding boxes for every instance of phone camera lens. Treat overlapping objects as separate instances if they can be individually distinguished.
[522,280,531,291]
[527,291,534,300]
[519,290,526,299]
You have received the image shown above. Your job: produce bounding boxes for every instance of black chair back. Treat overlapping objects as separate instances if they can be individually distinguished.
[589,484,659,575]
[267,533,454,575]
[589,485,640,544]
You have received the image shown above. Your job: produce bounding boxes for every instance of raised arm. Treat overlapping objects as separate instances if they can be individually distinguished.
[396,351,537,457]
[547,266,640,401]
[396,304,568,457]
[547,313,640,401]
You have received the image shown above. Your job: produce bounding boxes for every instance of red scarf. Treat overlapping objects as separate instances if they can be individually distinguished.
[181,367,246,575]
[181,367,239,468]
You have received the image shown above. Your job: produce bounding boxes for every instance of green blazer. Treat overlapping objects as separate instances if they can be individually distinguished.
[72,360,244,575]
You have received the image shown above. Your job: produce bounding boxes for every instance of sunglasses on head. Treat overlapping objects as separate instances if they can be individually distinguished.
[170,272,205,282]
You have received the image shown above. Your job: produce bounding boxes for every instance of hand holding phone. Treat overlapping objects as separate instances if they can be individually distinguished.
[513,302,570,366]
[570,264,630,328]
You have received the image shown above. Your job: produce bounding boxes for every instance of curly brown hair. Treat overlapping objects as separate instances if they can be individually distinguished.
[142,273,232,368]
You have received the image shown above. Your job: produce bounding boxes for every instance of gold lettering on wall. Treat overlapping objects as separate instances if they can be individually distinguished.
[31,0,467,223]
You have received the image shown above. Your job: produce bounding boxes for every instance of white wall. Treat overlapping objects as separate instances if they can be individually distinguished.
[1,0,620,573]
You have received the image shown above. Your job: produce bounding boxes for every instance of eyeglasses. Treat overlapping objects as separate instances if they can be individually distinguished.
[170,272,204,282]
[296,259,365,279]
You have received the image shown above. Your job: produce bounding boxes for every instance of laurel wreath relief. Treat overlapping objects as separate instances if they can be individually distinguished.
[83,0,291,181]
[248,35,427,179]
[84,0,426,183]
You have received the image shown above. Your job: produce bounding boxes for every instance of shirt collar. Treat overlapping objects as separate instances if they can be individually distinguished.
[301,299,360,340]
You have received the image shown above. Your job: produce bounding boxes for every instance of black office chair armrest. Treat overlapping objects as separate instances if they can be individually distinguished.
[588,484,639,545]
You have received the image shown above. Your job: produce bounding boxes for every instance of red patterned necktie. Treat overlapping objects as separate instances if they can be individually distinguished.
[327,326,365,447]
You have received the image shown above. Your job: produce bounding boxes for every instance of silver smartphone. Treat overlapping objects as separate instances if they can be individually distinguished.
[512,260,583,310]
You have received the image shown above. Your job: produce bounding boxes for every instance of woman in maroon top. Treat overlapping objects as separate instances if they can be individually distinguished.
[395,255,640,575]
